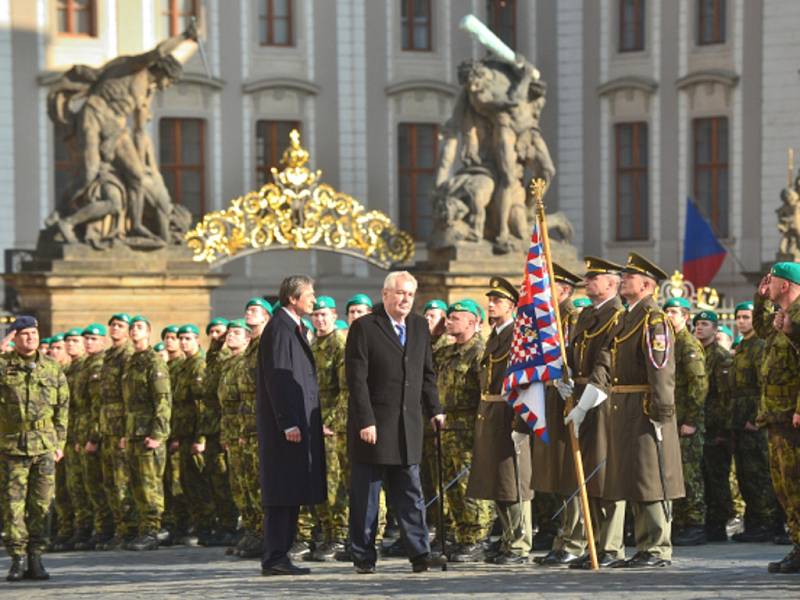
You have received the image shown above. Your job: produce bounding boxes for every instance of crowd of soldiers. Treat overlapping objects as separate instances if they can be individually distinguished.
[0,251,799,581]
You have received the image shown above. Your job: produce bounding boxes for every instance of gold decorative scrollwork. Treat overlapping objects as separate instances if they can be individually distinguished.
[185,130,415,269]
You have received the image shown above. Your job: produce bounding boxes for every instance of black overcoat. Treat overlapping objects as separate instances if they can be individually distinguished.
[345,304,442,465]
[256,308,326,506]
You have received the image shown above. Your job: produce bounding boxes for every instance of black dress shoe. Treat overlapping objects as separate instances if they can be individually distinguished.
[354,560,376,574]
[24,554,50,580]
[673,525,708,546]
[491,552,530,565]
[6,556,25,582]
[411,553,447,572]
[570,551,625,569]
[483,539,503,561]
[537,549,580,567]
[261,559,311,576]
[623,551,671,568]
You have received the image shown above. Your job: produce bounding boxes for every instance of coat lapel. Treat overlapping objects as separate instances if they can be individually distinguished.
[278,309,316,369]
[374,305,405,352]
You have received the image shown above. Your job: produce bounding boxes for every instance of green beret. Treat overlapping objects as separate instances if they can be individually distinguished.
[663,297,691,311]
[733,334,743,348]
[447,299,480,318]
[313,296,336,311]
[227,318,251,333]
[718,325,733,339]
[83,323,108,337]
[770,261,800,286]
[335,319,349,331]
[301,317,315,334]
[161,325,179,340]
[246,297,273,315]
[130,315,150,326]
[50,333,65,343]
[205,317,229,335]
[108,313,132,326]
[272,300,282,312]
[65,327,85,338]
[573,297,592,309]
[424,299,448,313]
[153,342,166,352]
[346,294,373,310]
[178,324,200,336]
[734,301,754,315]
[40,337,51,345]
[693,310,718,325]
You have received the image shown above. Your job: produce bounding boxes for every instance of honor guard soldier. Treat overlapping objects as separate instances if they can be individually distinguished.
[467,277,534,565]
[567,253,684,568]
[663,298,709,547]
[345,293,373,326]
[423,299,449,356]
[0,316,69,581]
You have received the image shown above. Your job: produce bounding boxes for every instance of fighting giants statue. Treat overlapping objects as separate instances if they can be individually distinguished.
[777,172,800,260]
[44,24,200,249]
[431,15,558,254]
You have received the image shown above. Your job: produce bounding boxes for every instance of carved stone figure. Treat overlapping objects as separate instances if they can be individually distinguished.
[44,24,200,249]
[777,175,800,259]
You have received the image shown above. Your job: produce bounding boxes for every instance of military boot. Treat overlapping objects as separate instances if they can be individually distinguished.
[673,525,708,546]
[127,532,160,551]
[732,525,772,543]
[768,546,800,573]
[6,556,25,582]
[25,554,50,580]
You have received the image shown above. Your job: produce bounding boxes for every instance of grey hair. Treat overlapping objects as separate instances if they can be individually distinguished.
[383,271,418,291]
[278,274,314,306]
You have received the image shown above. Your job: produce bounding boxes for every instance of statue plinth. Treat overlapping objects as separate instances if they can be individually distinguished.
[3,245,226,338]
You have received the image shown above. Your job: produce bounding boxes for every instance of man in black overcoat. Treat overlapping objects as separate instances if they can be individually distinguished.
[257,275,326,576]
[345,271,446,574]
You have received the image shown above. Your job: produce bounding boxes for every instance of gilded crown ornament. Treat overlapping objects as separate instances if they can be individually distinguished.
[185,130,414,268]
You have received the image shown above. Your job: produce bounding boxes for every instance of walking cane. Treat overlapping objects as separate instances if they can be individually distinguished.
[435,423,448,571]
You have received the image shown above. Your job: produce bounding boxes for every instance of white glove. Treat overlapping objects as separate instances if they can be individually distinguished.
[556,378,574,401]
[564,384,608,438]
[510,430,528,452]
[650,419,663,442]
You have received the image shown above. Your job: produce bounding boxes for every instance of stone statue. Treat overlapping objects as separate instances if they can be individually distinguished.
[43,24,200,249]
[777,173,800,259]
[431,15,557,254]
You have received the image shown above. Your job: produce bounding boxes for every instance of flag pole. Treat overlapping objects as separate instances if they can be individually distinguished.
[530,178,599,571]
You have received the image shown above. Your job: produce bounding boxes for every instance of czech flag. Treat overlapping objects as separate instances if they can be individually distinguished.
[683,198,726,288]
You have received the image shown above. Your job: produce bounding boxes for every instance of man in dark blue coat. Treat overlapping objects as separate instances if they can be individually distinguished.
[345,271,445,574]
[257,275,326,576]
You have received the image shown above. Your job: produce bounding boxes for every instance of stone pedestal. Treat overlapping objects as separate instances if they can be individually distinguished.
[3,243,226,340]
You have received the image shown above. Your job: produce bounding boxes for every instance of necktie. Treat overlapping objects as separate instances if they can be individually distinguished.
[395,323,406,346]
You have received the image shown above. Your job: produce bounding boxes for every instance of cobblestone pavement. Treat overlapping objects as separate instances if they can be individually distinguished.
[0,542,797,599]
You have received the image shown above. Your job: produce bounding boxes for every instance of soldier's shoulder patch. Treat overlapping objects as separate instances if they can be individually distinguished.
[652,333,667,352]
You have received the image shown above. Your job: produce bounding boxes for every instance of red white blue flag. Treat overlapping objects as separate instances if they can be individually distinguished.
[502,217,563,442]
[683,198,727,288]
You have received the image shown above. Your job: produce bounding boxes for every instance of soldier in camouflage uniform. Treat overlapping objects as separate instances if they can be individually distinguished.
[729,301,779,543]
[664,298,709,546]
[170,323,215,543]
[345,293,373,326]
[52,328,88,551]
[47,333,69,366]
[91,313,136,550]
[694,310,734,542]
[122,315,172,551]
[435,300,491,563]
[755,263,800,573]
[0,316,69,581]
[198,317,237,546]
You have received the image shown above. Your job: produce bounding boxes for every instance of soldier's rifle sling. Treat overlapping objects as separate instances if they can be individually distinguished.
[424,464,471,509]
[550,459,607,521]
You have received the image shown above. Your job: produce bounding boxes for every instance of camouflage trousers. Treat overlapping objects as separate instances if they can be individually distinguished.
[80,445,113,535]
[54,445,78,537]
[0,453,55,557]
[204,436,238,532]
[673,432,706,528]
[127,441,167,535]
[767,427,800,545]
[163,445,189,533]
[178,440,216,532]
[702,438,733,528]
[733,430,777,529]
[240,435,264,534]
[316,433,349,542]
[100,437,136,537]
[228,442,259,533]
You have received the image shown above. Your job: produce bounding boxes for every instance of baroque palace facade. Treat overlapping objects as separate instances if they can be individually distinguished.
[1,0,798,314]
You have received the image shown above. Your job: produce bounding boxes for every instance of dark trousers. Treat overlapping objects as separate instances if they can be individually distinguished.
[262,505,300,568]
[349,462,430,565]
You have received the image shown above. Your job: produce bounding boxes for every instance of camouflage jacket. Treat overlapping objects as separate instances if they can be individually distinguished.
[730,334,765,429]
[97,342,133,439]
[674,327,708,429]
[702,341,732,436]
[312,330,348,432]
[64,355,85,444]
[435,334,485,425]
[122,347,171,441]
[754,293,800,425]
[201,340,230,437]
[73,352,104,444]
[218,353,244,446]
[237,334,260,437]
[170,352,205,443]
[0,350,69,456]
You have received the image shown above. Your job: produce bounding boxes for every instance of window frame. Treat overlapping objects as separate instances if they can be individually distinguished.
[692,116,729,237]
[614,121,649,242]
[254,120,302,186]
[159,117,207,218]
[259,0,294,47]
[398,122,439,241]
[56,0,97,38]
[697,0,726,46]
[400,0,433,52]
[161,0,199,38]
[486,0,517,51]
[618,0,645,53]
